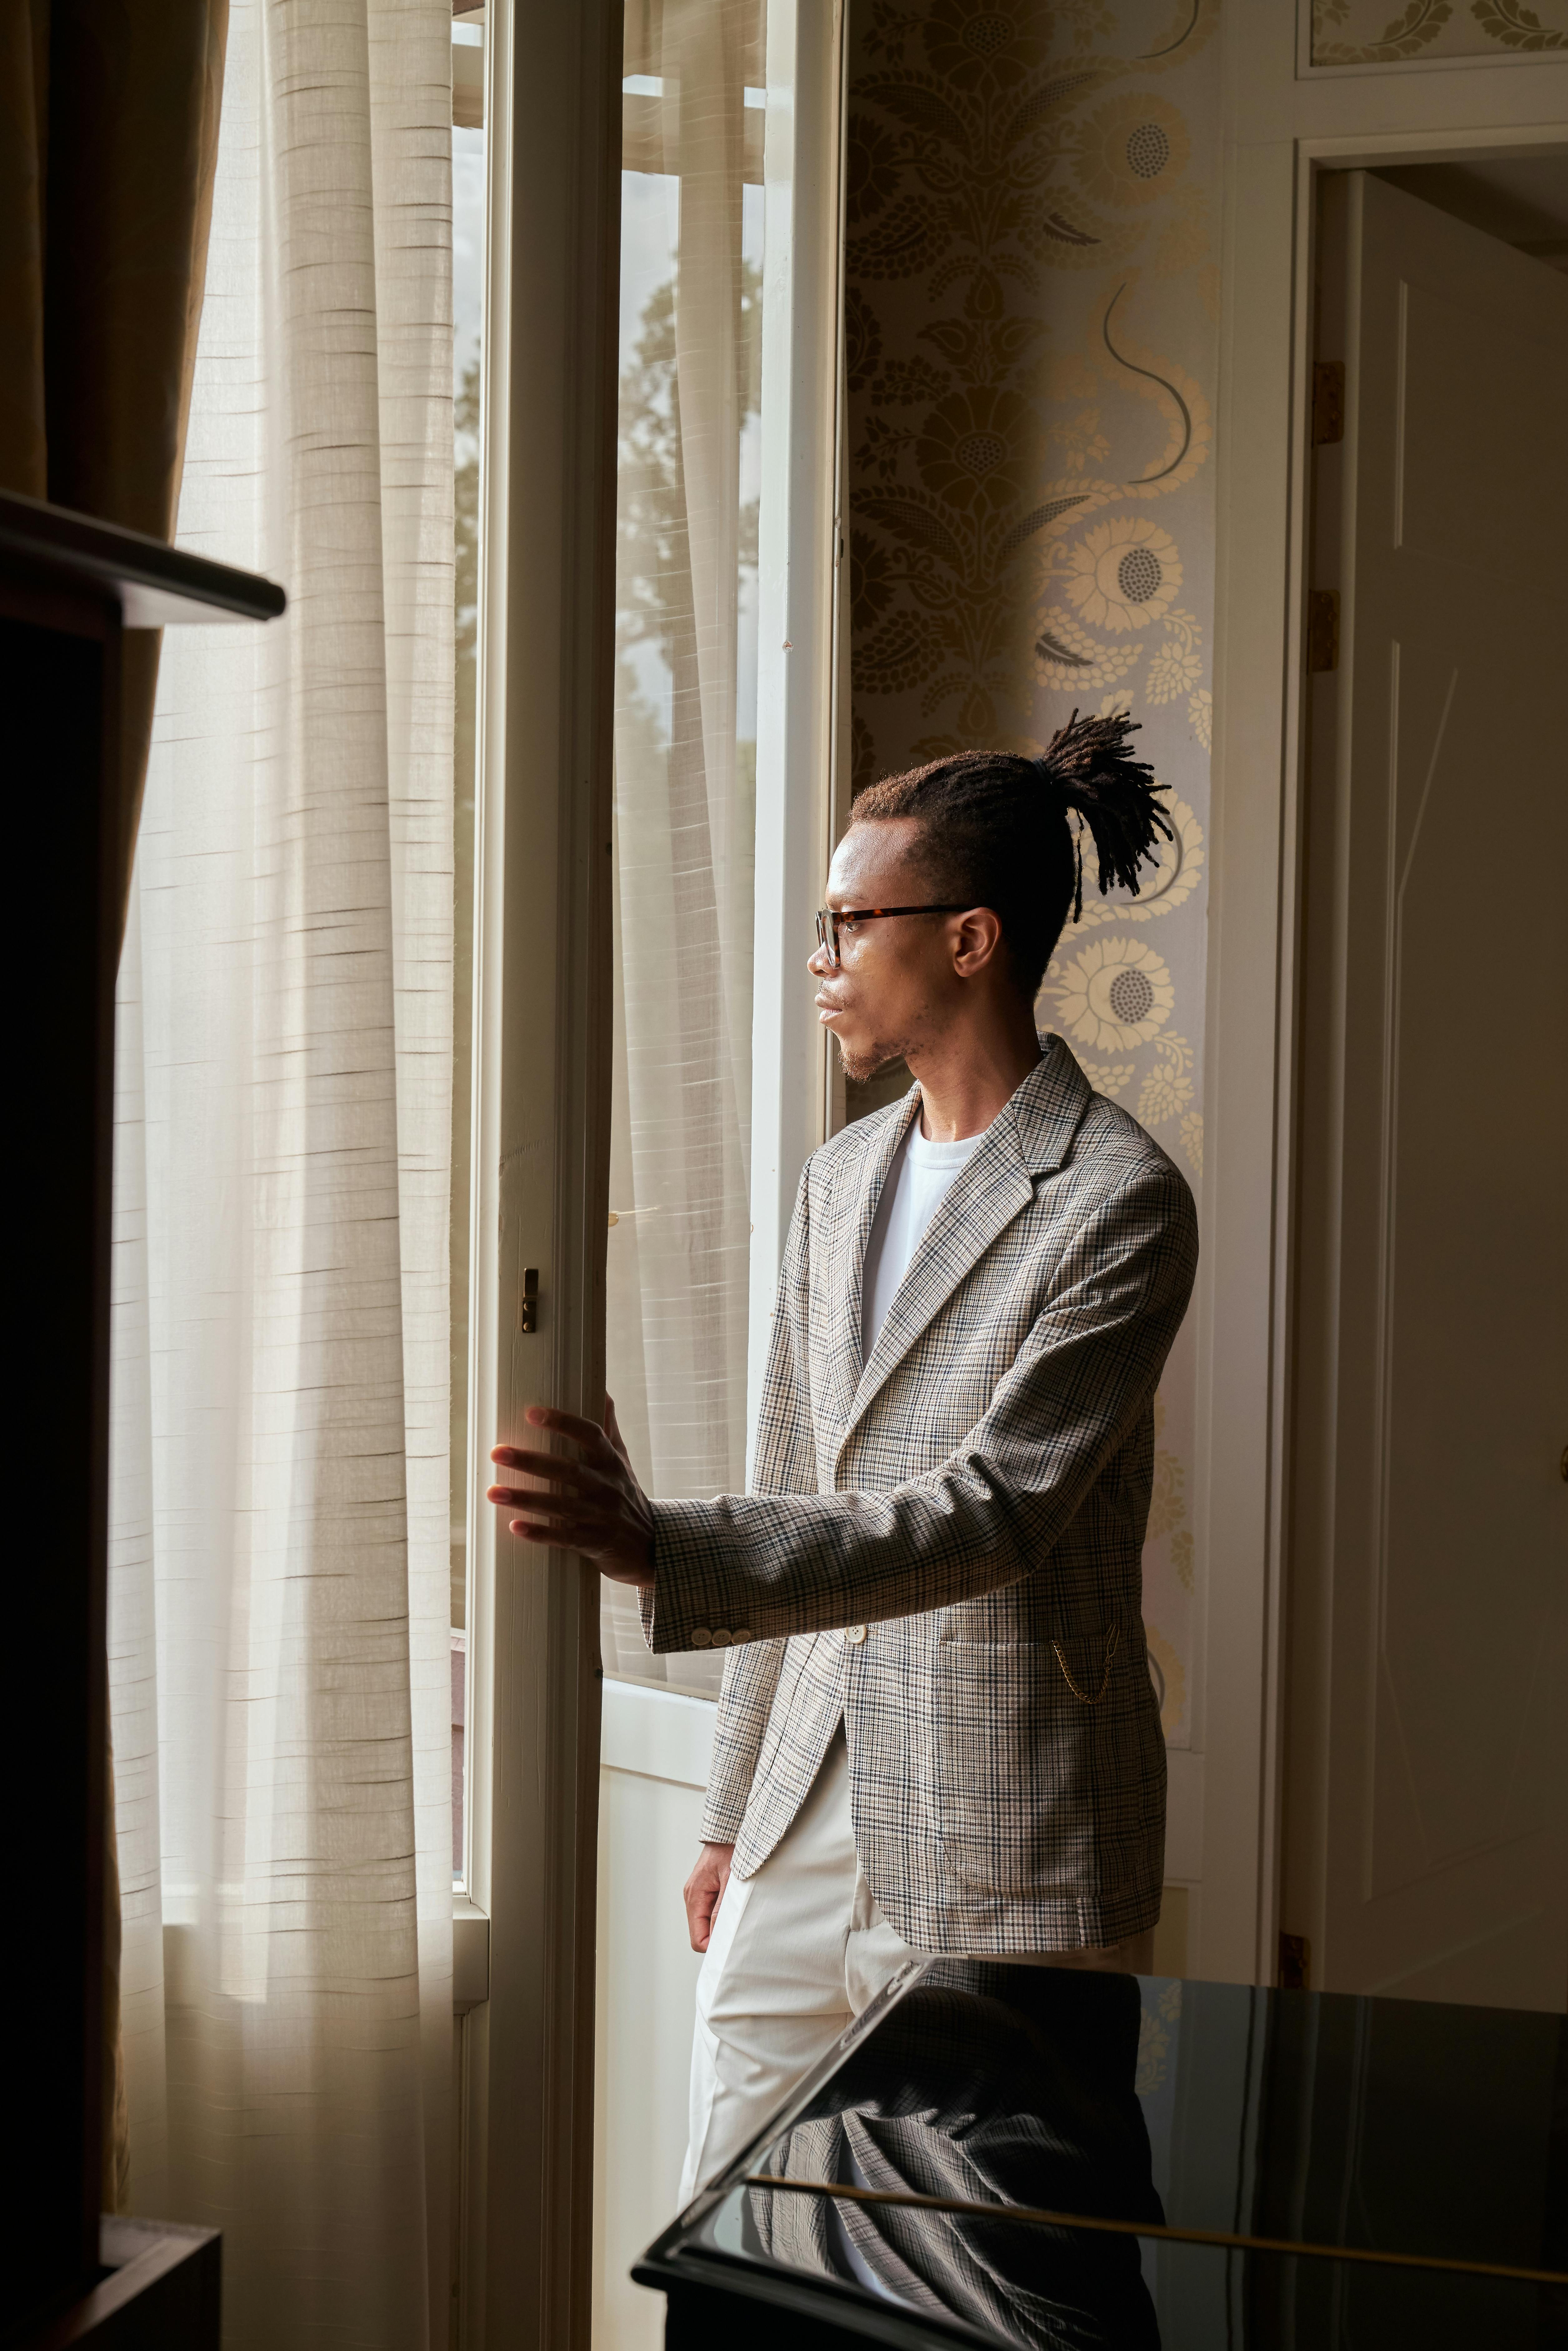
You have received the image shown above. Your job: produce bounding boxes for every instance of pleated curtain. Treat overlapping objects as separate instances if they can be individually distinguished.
[107,3,454,2343]
[602,0,763,1697]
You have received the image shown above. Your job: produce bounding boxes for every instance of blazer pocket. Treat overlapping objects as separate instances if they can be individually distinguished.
[935,1636,1099,1895]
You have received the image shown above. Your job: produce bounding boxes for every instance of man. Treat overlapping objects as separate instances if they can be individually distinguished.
[489,713,1198,2198]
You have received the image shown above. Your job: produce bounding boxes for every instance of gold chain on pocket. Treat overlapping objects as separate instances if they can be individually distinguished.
[1051,1620,1120,1705]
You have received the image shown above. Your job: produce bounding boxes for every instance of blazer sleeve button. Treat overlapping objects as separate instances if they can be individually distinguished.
[732,1629,751,1645]
[710,1629,731,1650]
[691,1628,712,1648]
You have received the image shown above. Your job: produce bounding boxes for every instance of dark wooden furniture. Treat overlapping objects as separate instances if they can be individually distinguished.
[25,2223,221,2351]
[0,491,283,2350]
[635,1962,1568,2349]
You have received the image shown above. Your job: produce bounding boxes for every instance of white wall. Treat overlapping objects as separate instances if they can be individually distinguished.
[592,1683,716,2351]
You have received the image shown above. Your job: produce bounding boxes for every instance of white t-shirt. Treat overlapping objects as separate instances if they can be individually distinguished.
[861,1118,987,1362]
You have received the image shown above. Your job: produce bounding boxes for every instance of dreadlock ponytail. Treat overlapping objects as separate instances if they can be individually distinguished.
[849,713,1177,999]
[1033,709,1173,924]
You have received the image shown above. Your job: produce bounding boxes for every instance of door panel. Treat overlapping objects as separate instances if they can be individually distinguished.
[1287,171,1568,2010]
[1398,283,1561,583]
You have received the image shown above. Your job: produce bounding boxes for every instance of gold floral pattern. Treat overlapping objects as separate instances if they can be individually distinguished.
[1073,1054,1136,1098]
[1178,1109,1203,1179]
[916,385,1039,513]
[1146,1438,1187,1540]
[846,0,1220,748]
[1064,514,1183,630]
[1311,0,1566,61]
[1138,1030,1196,1129]
[1073,91,1192,209]
[1046,935,1175,1052]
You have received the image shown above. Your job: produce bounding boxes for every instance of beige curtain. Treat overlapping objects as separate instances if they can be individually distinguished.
[107,3,454,2343]
[604,0,765,1697]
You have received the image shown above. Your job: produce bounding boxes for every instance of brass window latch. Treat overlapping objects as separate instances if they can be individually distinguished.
[519,1267,539,1333]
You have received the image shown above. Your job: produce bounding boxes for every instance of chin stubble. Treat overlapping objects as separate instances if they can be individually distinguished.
[836,1035,911,1086]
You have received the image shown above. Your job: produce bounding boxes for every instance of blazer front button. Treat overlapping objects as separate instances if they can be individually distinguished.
[844,1625,866,1646]
[691,1628,712,1648]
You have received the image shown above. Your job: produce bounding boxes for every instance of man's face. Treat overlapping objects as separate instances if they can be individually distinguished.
[809,818,960,1084]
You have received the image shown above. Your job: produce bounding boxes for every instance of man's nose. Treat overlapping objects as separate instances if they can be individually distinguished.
[808,940,833,978]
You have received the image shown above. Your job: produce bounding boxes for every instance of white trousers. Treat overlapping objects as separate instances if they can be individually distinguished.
[681,1730,1156,2201]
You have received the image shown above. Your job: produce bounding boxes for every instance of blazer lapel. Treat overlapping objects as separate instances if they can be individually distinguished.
[816,1084,921,1452]
[834,1036,1094,1463]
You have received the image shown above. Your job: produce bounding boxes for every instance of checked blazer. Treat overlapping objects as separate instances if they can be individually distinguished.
[640,1035,1198,1954]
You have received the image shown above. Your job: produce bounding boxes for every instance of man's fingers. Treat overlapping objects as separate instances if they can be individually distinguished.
[493,1493,613,1536]
[489,1442,603,1479]
[485,1487,607,1518]
[505,1513,614,1557]
[487,1451,615,1499]
[685,1887,715,1953]
[507,1521,618,1561]
[522,1404,616,1457]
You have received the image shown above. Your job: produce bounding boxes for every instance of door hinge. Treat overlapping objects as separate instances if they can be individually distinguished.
[1311,360,1345,447]
[1307,589,1339,673]
[1279,1931,1311,1992]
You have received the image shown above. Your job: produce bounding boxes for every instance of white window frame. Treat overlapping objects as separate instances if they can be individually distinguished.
[457,3,620,2343]
[453,4,849,2341]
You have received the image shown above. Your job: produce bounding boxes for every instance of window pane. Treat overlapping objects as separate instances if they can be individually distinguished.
[451,8,485,1878]
[605,0,767,1698]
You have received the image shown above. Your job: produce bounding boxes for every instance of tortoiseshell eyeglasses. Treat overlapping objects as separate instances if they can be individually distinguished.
[814,904,968,969]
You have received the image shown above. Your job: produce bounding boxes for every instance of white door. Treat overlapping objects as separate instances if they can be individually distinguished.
[1285,170,1568,2011]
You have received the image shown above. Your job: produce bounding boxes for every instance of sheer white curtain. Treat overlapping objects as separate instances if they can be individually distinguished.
[107,4,454,2344]
[604,0,764,1696]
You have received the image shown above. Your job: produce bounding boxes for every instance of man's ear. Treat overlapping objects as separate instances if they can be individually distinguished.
[952,906,1005,975]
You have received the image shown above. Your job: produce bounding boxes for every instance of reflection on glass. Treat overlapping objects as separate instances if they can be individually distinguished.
[605,0,768,1697]
[740,1967,1163,2348]
[450,8,484,1883]
[662,1968,1568,2348]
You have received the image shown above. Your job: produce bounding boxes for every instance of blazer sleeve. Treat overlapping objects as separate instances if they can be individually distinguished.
[652,1162,814,1842]
[642,1158,1197,1652]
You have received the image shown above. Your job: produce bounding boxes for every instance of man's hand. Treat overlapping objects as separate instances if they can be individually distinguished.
[487,1396,654,1588]
[684,1842,734,1954]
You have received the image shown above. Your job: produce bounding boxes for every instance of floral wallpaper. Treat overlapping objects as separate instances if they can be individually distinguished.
[1311,0,1566,63]
[845,0,1220,1744]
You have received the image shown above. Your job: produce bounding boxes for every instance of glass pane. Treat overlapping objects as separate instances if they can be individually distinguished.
[451,8,485,1880]
[605,0,767,1698]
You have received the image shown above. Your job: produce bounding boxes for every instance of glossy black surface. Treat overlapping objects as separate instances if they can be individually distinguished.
[0,486,287,620]
[637,1962,1568,2348]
